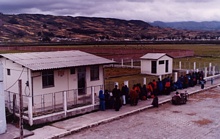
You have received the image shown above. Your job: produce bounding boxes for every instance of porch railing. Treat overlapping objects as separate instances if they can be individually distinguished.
[5,85,103,118]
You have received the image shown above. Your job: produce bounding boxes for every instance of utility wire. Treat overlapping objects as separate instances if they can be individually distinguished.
[5,67,25,91]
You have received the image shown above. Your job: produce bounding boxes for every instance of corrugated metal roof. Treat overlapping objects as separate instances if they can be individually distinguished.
[140,53,171,60]
[0,50,115,71]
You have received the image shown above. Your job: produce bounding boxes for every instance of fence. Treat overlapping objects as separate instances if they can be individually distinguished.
[5,85,103,118]
[173,61,220,75]
[105,59,220,92]
[105,59,141,69]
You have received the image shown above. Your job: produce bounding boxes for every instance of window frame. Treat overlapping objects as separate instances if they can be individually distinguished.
[7,69,10,75]
[70,67,75,74]
[90,65,99,81]
[159,60,164,65]
[42,70,54,88]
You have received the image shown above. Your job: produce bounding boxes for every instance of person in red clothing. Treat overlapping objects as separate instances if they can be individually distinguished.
[129,85,138,106]
[152,79,157,96]
[147,82,153,98]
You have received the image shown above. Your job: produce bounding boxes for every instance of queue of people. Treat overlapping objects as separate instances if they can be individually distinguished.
[98,71,206,111]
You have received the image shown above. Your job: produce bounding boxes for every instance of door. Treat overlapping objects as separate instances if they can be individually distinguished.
[165,60,169,72]
[151,61,157,74]
[77,67,86,95]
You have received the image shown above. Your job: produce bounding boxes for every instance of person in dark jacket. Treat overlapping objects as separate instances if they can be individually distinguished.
[112,85,122,111]
[152,95,159,108]
[200,78,206,89]
[104,90,110,109]
[121,84,129,105]
[99,90,105,111]
[157,78,163,95]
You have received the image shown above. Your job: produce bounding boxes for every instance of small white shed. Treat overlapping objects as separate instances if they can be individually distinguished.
[140,53,173,76]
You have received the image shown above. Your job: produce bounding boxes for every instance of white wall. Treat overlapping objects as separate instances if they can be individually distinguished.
[32,68,77,95]
[0,61,6,134]
[2,58,29,94]
[32,65,103,95]
[157,55,173,75]
[1,58,30,108]
[141,60,152,74]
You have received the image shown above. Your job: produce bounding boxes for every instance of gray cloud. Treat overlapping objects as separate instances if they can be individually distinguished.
[0,0,220,22]
[174,0,212,2]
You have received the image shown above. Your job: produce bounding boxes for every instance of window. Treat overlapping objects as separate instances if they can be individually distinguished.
[42,70,54,88]
[90,65,99,81]
[159,60,164,64]
[70,67,75,74]
[7,69,10,75]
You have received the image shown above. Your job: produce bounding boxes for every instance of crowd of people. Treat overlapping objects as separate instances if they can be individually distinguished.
[99,71,206,111]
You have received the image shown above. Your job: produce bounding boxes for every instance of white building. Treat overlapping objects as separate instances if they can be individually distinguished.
[0,50,115,125]
[140,53,173,76]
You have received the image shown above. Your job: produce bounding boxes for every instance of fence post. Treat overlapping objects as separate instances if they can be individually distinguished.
[13,94,16,122]
[18,80,23,139]
[28,97,33,126]
[121,59,124,67]
[63,91,67,117]
[111,58,114,67]
[174,72,178,82]
[209,63,212,75]
[131,59,133,68]
[193,62,196,71]
[213,66,215,76]
[92,86,95,107]
[143,77,146,85]
[114,82,119,88]
[204,67,208,78]
[124,80,129,87]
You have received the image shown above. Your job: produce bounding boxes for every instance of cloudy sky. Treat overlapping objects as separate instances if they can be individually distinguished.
[0,0,220,22]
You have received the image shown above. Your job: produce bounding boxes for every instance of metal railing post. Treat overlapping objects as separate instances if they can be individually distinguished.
[63,91,67,117]
[28,97,33,126]
[92,86,95,107]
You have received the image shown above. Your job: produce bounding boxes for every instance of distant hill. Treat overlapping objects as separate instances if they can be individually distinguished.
[0,13,220,43]
[151,21,220,31]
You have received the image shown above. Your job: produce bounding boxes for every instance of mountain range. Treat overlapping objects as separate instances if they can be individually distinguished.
[150,21,220,31]
[0,13,220,44]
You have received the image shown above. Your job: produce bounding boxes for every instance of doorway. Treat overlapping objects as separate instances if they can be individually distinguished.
[77,67,86,95]
[166,60,169,72]
[151,61,157,74]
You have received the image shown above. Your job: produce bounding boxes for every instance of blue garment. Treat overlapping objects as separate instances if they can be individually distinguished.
[99,90,105,111]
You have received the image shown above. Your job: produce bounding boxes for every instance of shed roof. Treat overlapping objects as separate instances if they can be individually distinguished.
[140,53,173,60]
[0,50,115,71]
